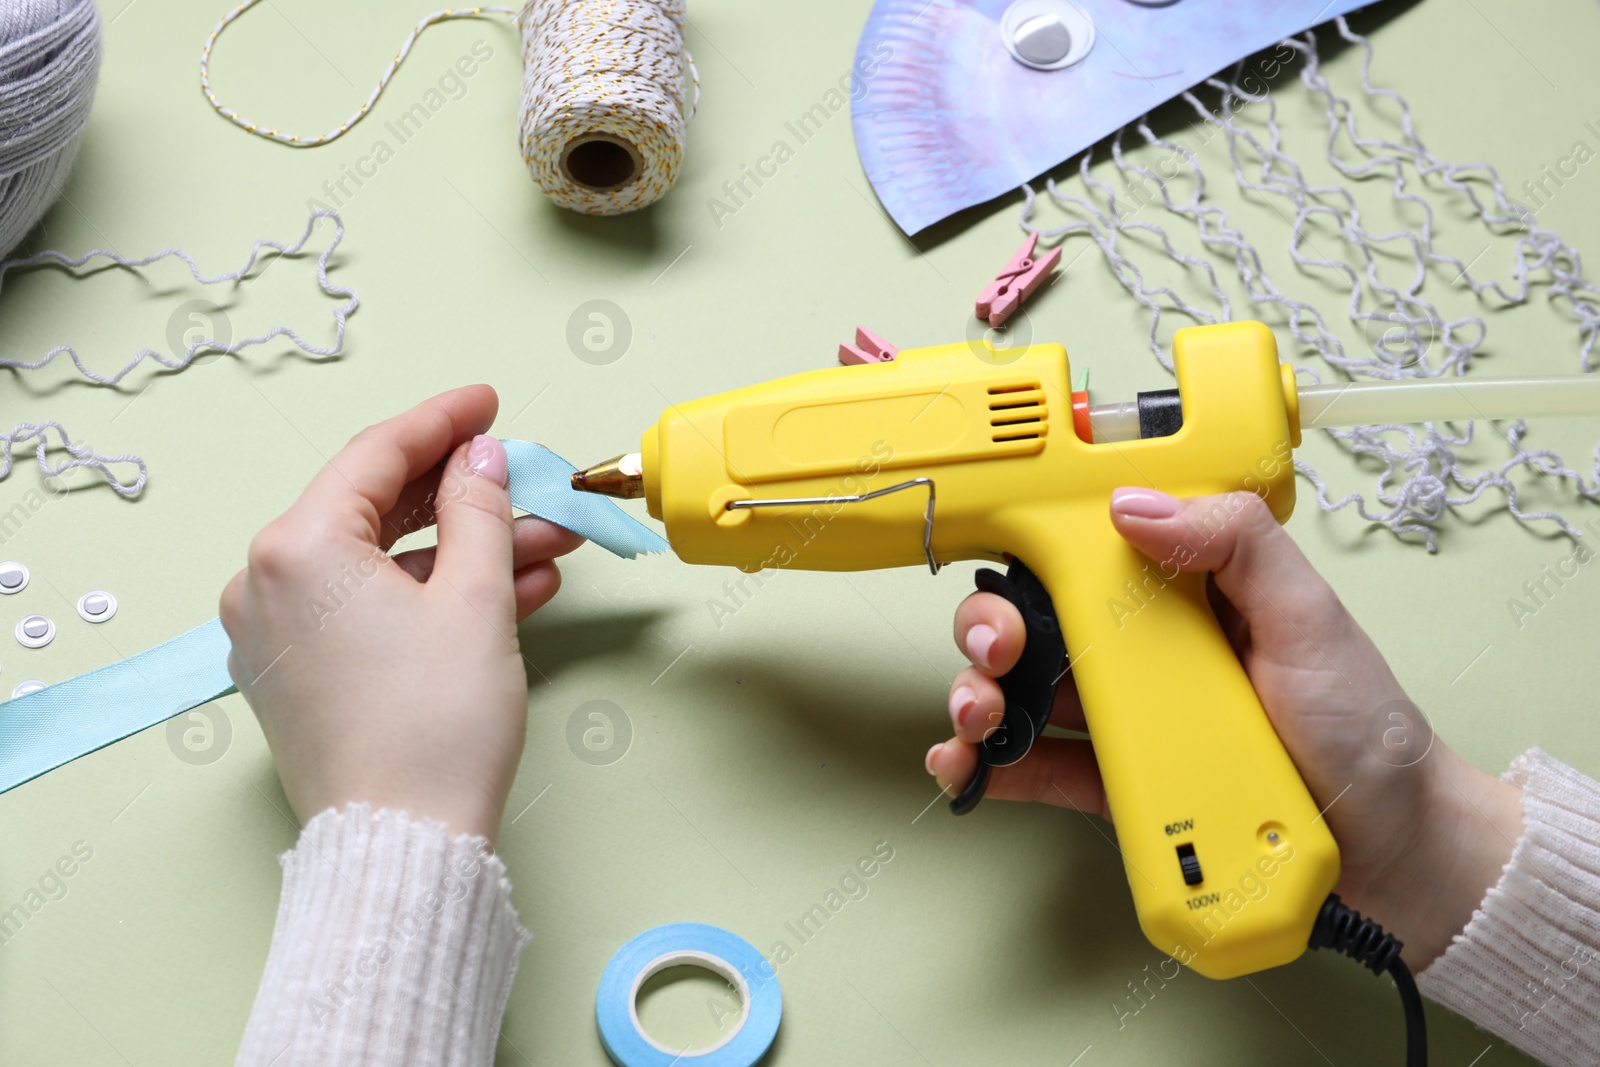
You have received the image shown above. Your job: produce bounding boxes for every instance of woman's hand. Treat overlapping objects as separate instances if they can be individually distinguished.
[219,385,582,845]
[927,487,1523,968]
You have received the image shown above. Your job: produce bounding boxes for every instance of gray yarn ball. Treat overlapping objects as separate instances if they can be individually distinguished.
[0,0,100,258]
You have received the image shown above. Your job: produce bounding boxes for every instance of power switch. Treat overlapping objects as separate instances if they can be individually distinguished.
[1176,843,1203,886]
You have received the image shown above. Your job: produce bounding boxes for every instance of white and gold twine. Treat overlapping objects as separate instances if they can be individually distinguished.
[199,0,697,214]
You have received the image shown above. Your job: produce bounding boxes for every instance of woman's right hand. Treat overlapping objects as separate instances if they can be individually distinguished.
[926,487,1523,969]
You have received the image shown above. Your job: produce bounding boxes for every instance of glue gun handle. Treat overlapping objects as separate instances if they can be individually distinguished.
[1008,512,1340,978]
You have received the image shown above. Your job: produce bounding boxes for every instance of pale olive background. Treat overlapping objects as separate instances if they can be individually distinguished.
[2,0,1597,1063]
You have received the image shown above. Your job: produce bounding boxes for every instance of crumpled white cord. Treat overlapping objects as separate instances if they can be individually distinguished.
[1021,17,1600,551]
[1304,21,1600,366]
[1,209,358,497]
[1021,162,1232,373]
[0,421,146,497]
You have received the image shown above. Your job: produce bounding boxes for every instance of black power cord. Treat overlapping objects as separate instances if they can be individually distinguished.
[1308,894,1428,1066]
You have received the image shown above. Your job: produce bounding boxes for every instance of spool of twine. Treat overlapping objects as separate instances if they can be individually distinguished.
[200,0,696,216]
[0,0,100,257]
[517,0,694,214]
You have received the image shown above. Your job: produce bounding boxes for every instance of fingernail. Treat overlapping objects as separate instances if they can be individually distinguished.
[1111,487,1179,520]
[965,623,998,670]
[924,742,944,775]
[467,435,508,487]
[949,686,976,729]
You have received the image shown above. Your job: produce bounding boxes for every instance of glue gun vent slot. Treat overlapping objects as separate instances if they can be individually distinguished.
[986,380,1047,444]
[988,381,1046,412]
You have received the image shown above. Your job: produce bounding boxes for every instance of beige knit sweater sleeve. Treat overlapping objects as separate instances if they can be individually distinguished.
[234,804,530,1067]
[1418,748,1600,1066]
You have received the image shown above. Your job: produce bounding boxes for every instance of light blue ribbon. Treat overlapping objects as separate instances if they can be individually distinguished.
[0,442,669,795]
[502,441,666,559]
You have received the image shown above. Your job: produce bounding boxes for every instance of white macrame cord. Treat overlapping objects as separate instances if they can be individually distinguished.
[1020,16,1600,551]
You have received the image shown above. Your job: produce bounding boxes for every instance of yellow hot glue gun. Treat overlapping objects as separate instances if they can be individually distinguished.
[573,320,1327,979]
[569,319,1600,985]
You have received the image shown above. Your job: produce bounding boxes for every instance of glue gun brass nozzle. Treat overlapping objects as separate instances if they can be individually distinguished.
[571,452,644,499]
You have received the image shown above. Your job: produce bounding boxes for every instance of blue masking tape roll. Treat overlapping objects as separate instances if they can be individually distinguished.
[596,923,781,1067]
[0,441,668,795]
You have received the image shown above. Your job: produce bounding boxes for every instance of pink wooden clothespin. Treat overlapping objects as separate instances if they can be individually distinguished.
[838,326,899,365]
[976,233,1062,328]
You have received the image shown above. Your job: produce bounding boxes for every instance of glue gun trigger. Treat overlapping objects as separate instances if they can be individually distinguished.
[949,558,1069,816]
